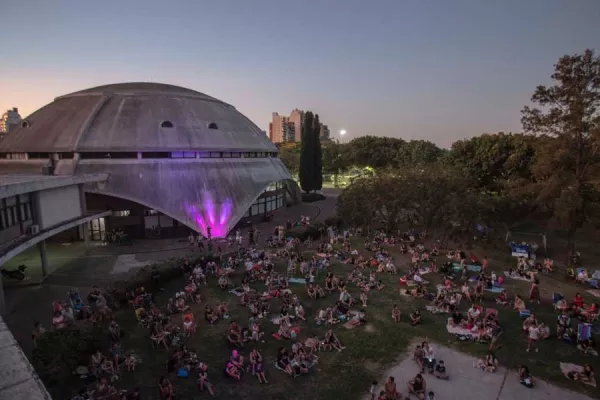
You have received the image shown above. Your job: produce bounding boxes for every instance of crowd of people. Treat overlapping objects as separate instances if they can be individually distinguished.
[34,220,599,399]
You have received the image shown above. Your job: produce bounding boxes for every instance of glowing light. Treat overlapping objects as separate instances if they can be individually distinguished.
[184,191,232,238]
[339,129,347,136]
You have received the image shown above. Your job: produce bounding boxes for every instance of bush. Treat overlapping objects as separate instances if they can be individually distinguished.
[324,216,344,228]
[302,193,326,202]
[286,223,326,240]
[33,325,109,389]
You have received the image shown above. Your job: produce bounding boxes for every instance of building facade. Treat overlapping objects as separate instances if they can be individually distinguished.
[270,108,329,144]
[0,108,22,140]
[0,83,301,241]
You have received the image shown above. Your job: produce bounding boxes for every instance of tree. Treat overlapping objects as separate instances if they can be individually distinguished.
[322,141,349,187]
[521,49,600,260]
[449,133,537,191]
[313,113,323,190]
[337,168,484,235]
[345,136,405,170]
[298,111,323,192]
[278,142,301,176]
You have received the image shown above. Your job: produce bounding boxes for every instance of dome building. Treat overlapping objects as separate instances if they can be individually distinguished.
[0,83,301,240]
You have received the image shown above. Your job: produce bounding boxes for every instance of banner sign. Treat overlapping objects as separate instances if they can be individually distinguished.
[510,243,529,257]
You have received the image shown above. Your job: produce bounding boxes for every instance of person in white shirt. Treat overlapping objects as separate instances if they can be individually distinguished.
[527,324,539,352]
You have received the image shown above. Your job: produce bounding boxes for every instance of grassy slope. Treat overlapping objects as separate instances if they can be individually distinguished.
[91,237,600,400]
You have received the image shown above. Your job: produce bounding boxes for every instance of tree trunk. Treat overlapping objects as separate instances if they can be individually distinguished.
[566,220,577,266]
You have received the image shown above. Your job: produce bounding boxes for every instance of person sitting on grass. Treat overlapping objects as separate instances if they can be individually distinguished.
[225,362,241,380]
[276,347,294,376]
[291,353,309,376]
[578,338,598,356]
[555,297,568,313]
[407,373,427,400]
[125,352,139,372]
[434,360,449,380]
[518,365,534,388]
[197,363,216,397]
[204,305,218,324]
[295,303,306,321]
[159,376,174,400]
[495,290,509,306]
[227,326,243,348]
[307,284,318,300]
[513,295,526,312]
[218,274,229,289]
[410,310,421,326]
[392,304,401,323]
[360,290,369,307]
[581,303,598,322]
[322,329,345,352]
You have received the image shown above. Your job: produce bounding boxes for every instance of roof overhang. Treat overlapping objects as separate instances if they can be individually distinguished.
[0,173,109,199]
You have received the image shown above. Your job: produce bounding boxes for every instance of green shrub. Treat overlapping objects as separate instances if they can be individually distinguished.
[286,224,326,240]
[32,325,108,388]
[324,216,344,228]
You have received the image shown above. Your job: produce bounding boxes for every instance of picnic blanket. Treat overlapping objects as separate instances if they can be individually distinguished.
[288,277,306,284]
[452,263,482,273]
[560,363,597,387]
[316,253,328,258]
[229,289,245,297]
[407,279,429,287]
[586,289,600,299]
[273,356,318,373]
[446,318,480,340]
[426,305,447,314]
[485,287,504,293]
[503,271,532,282]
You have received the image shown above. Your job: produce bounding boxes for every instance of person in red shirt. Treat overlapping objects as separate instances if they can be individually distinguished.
[573,293,585,309]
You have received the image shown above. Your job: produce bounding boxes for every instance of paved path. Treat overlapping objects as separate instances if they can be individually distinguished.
[366,343,592,400]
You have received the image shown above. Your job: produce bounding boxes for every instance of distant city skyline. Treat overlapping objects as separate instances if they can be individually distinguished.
[1,0,599,147]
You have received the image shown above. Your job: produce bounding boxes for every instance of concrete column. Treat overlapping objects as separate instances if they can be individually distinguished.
[0,274,5,316]
[79,184,90,245]
[31,191,43,228]
[38,240,49,278]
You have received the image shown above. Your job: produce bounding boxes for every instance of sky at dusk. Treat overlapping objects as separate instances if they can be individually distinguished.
[1,0,599,147]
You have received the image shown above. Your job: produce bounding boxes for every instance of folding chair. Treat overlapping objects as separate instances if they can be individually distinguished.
[577,323,592,342]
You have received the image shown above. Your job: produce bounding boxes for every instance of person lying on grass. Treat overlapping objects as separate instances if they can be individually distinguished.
[276,347,294,376]
[225,362,241,380]
[197,363,216,397]
[407,373,427,400]
[513,295,526,312]
[567,364,595,384]
[578,338,598,356]
[347,309,367,327]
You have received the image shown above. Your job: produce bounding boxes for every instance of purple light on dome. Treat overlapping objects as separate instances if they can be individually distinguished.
[184,192,232,238]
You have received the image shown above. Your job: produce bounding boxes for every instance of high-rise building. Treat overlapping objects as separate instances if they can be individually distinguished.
[270,108,329,144]
[271,112,296,143]
[320,124,331,141]
[0,107,22,139]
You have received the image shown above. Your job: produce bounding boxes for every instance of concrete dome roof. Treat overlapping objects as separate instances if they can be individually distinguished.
[0,82,275,153]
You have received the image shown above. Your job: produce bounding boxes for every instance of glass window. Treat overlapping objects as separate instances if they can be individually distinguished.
[171,152,184,158]
[258,203,265,214]
[198,152,210,158]
[243,209,250,218]
[184,152,196,158]
[210,152,221,158]
[231,152,241,158]
[277,198,283,208]
[113,210,131,217]
[266,202,273,212]
[222,152,231,158]
[5,196,16,207]
[251,204,259,215]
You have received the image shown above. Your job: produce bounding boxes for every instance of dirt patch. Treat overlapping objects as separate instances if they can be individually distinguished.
[365,324,377,333]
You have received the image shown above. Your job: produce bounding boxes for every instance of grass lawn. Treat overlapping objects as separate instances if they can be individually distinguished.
[48,235,600,400]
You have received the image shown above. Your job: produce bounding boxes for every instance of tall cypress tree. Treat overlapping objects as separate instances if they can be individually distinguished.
[299,111,315,192]
[313,113,323,190]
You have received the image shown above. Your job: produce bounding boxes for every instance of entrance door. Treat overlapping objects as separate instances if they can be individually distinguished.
[89,217,106,241]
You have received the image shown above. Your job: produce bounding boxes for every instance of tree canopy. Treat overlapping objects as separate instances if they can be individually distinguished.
[299,111,323,192]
